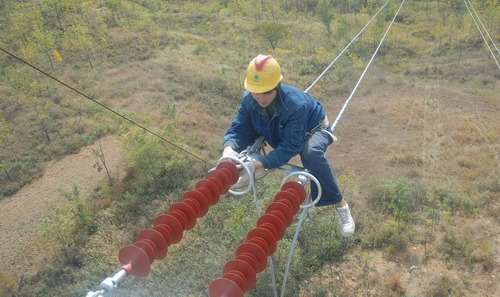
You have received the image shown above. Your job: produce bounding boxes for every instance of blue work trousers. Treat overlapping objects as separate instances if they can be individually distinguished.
[299,129,343,206]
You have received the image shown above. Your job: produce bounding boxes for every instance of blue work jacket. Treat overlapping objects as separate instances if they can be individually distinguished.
[222,84,326,169]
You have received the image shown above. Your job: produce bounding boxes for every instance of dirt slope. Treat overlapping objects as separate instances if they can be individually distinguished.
[0,135,126,276]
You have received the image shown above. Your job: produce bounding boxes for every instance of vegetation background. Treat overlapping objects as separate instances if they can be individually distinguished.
[1,0,499,296]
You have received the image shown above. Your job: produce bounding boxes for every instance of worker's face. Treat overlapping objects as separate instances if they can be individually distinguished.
[251,89,277,108]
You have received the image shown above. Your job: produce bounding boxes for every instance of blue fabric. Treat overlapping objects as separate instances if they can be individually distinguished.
[300,129,343,206]
[222,84,325,169]
[223,83,342,206]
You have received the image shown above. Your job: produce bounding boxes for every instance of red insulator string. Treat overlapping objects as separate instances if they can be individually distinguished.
[117,161,240,278]
[209,182,306,297]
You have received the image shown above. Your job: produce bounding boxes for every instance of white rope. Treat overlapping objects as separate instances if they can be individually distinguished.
[465,0,500,56]
[304,0,392,94]
[463,0,500,69]
[331,0,408,132]
[275,1,403,296]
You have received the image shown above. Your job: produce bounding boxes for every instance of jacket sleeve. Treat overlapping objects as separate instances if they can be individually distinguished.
[222,97,259,152]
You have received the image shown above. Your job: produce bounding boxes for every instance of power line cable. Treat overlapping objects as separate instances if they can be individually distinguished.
[0,111,74,160]
[279,1,402,296]
[0,47,214,167]
[330,0,408,133]
[465,0,500,56]
[462,0,500,70]
[472,231,500,242]
[1,85,126,154]
[304,0,392,94]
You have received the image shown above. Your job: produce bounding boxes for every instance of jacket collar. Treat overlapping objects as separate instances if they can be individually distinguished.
[249,85,290,117]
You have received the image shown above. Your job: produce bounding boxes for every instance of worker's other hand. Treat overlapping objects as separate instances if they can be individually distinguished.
[222,147,238,158]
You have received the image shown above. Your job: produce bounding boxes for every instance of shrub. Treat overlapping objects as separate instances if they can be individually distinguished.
[423,274,457,297]
[193,43,210,55]
[367,178,426,225]
[0,271,18,296]
[255,22,290,50]
[428,184,477,217]
[387,152,423,166]
[438,231,474,266]
[361,218,407,254]
[476,174,500,193]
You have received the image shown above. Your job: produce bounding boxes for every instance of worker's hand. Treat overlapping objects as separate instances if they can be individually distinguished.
[222,146,238,158]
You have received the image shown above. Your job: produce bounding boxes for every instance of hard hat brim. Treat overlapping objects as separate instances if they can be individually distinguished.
[244,75,283,93]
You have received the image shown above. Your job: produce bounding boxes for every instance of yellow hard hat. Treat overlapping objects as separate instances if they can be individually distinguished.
[244,54,283,93]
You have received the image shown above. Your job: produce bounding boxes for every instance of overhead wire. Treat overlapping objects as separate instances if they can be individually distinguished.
[330,0,407,132]
[455,0,500,243]
[304,0,391,94]
[0,47,214,167]
[279,0,403,296]
[328,0,409,295]
[1,63,160,158]
[464,0,500,56]
[4,1,497,294]
[1,86,90,151]
[462,0,500,70]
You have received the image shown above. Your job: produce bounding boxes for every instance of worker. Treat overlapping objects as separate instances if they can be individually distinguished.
[221,54,355,238]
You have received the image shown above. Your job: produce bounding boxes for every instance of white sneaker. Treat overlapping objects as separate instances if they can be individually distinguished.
[335,202,355,238]
[232,168,268,189]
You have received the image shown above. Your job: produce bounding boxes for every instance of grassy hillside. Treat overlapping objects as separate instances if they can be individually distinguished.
[1,0,499,296]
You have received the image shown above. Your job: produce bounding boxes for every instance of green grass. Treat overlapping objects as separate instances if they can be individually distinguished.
[1,0,500,296]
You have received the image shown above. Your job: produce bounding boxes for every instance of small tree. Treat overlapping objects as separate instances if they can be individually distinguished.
[317,0,335,39]
[62,19,95,68]
[255,22,290,50]
[92,137,113,186]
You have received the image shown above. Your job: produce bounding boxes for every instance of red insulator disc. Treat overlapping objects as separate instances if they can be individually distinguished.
[223,271,247,292]
[137,229,168,260]
[281,182,307,204]
[235,242,268,273]
[169,210,188,230]
[169,202,197,230]
[258,223,278,240]
[209,277,244,297]
[257,213,286,240]
[182,197,201,217]
[196,179,221,205]
[216,162,240,185]
[196,187,213,206]
[267,210,287,227]
[247,237,269,256]
[153,214,183,244]
[206,170,231,195]
[134,240,155,264]
[140,238,158,260]
[152,224,173,246]
[119,245,151,278]
[282,189,303,209]
[276,198,295,218]
[247,227,277,256]
[236,253,259,273]
[223,259,257,292]
[266,201,294,227]
[219,168,236,187]
[183,190,210,217]
[274,191,300,214]
[209,176,224,192]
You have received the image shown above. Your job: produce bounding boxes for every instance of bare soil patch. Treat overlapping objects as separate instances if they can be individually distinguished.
[0,135,126,277]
